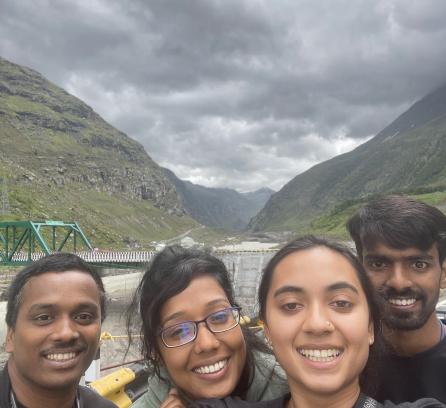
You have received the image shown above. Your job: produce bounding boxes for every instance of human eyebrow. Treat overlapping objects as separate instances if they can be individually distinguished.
[28,303,55,314]
[273,285,304,298]
[364,254,389,261]
[405,255,434,262]
[162,311,186,327]
[73,302,100,313]
[162,298,230,326]
[326,282,359,294]
[206,298,231,308]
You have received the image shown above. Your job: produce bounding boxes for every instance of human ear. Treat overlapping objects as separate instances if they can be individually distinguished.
[5,327,15,353]
[263,324,273,348]
[368,322,374,346]
[440,259,446,289]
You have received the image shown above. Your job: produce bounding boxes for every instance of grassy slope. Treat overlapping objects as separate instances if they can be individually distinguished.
[305,191,446,240]
[0,177,197,249]
[0,58,198,249]
[249,101,446,233]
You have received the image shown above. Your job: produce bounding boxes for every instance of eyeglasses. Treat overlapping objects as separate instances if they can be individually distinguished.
[159,307,241,348]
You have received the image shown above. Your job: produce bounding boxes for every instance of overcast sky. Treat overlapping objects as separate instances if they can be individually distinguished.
[1,0,446,192]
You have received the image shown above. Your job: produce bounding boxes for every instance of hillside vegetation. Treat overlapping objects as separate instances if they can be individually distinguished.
[303,190,446,240]
[249,84,446,232]
[0,57,197,248]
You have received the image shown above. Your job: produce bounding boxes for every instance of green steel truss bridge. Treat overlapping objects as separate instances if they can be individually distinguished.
[0,221,154,267]
[0,220,277,268]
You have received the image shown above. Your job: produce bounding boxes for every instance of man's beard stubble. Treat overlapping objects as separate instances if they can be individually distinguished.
[377,286,438,331]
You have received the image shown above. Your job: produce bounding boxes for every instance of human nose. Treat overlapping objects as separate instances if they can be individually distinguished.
[302,303,333,334]
[193,321,220,353]
[50,317,80,342]
[386,263,412,292]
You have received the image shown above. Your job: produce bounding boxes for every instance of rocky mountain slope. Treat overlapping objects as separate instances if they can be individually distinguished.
[249,84,446,232]
[0,56,196,248]
[164,168,273,231]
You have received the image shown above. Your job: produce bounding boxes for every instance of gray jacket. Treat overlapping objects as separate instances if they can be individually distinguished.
[131,351,288,408]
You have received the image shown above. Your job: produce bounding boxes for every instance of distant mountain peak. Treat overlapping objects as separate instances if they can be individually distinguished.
[163,168,273,231]
[249,82,446,232]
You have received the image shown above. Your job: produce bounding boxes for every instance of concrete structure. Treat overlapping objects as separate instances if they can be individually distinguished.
[219,251,275,316]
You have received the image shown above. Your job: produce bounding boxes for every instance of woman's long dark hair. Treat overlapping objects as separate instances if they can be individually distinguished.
[126,245,270,398]
[258,235,385,394]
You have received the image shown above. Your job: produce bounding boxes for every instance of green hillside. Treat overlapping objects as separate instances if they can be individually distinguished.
[0,57,197,248]
[303,191,446,240]
[249,84,446,232]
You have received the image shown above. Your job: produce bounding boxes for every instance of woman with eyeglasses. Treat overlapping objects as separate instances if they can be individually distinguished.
[190,236,444,408]
[127,245,288,408]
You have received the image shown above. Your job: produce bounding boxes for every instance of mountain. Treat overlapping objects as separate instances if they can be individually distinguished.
[163,168,274,231]
[249,84,446,232]
[0,56,197,248]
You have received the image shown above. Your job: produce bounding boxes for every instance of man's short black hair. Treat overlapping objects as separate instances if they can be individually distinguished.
[6,253,106,328]
[347,195,446,263]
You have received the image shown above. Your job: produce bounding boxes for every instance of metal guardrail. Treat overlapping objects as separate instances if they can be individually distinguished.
[0,250,155,265]
[1,248,280,266]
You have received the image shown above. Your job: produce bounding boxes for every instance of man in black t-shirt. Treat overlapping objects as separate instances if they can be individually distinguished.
[0,253,116,408]
[347,195,446,404]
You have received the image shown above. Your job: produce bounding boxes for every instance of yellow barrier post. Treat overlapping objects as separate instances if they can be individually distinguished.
[89,367,136,408]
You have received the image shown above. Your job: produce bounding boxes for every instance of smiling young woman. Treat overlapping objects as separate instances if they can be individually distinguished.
[190,236,445,408]
[127,245,288,408]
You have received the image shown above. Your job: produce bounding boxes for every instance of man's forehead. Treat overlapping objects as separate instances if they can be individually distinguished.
[20,270,100,306]
[363,242,438,258]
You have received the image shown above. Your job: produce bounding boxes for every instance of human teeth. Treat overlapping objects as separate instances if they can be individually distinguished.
[388,298,416,306]
[194,359,226,374]
[299,349,341,362]
[46,352,76,361]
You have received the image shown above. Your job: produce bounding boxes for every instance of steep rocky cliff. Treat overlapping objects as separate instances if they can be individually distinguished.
[0,57,196,247]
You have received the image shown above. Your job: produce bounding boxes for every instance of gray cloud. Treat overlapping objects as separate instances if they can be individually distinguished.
[1,0,446,191]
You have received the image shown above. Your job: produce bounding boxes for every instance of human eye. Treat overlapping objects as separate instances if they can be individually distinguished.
[366,259,388,271]
[330,299,353,310]
[208,309,231,326]
[74,312,96,324]
[163,323,194,343]
[280,302,303,312]
[412,260,429,271]
[33,314,53,325]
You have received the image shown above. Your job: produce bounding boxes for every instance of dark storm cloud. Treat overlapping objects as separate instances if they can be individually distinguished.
[1,0,446,191]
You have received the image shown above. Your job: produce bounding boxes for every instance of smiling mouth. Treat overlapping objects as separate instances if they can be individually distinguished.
[298,348,342,362]
[44,351,79,362]
[193,359,228,374]
[388,297,417,306]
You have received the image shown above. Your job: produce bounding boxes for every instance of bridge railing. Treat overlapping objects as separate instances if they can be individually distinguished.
[0,250,155,265]
[1,248,279,266]
[75,250,154,264]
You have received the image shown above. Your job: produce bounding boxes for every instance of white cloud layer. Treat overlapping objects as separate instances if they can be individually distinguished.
[1,0,446,191]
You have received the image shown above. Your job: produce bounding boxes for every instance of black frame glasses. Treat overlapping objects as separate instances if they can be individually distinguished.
[159,306,241,348]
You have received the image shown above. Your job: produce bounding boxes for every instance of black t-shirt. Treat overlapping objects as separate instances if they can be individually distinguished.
[372,336,446,404]
[189,393,445,408]
[0,363,117,408]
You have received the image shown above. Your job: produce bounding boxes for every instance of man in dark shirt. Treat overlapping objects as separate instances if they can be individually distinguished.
[0,253,116,408]
[347,195,446,404]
